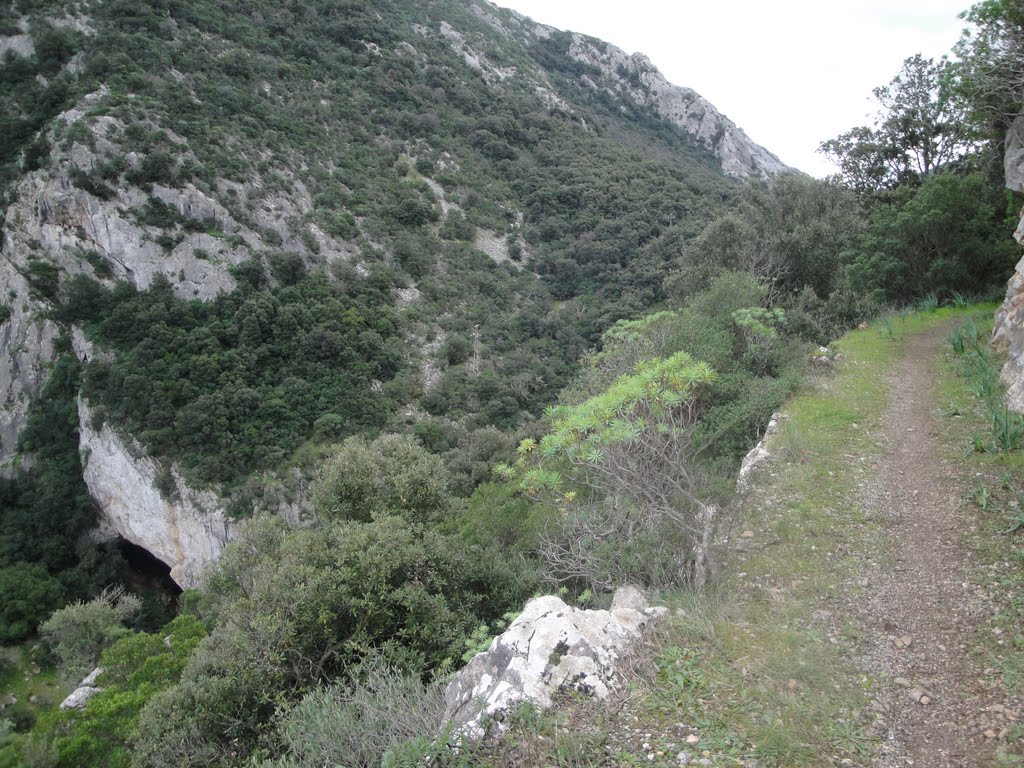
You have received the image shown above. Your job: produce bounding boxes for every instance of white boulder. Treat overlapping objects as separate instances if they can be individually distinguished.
[445,586,666,739]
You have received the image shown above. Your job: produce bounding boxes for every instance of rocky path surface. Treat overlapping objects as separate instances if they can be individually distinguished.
[853,325,1014,767]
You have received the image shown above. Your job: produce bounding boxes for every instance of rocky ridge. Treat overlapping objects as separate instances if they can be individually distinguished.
[432,3,790,179]
[563,37,790,179]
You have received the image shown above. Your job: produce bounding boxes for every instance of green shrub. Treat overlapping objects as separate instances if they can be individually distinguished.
[439,211,476,241]
[268,657,449,768]
[25,260,60,301]
[0,563,65,644]
[39,586,142,683]
[133,514,534,765]
[25,615,206,768]
[310,434,453,524]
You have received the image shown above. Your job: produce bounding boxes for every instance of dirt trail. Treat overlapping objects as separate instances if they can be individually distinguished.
[855,324,1002,767]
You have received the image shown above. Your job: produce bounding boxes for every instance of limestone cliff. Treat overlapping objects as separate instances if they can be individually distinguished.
[77,399,238,589]
[427,3,790,179]
[564,40,790,179]
[992,115,1024,411]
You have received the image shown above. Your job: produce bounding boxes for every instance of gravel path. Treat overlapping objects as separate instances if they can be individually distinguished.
[854,324,1012,767]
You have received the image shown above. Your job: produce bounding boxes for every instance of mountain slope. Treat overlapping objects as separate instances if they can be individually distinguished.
[0,0,790,580]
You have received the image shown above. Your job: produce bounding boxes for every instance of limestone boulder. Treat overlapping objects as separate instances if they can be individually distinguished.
[444,586,666,740]
[60,667,105,710]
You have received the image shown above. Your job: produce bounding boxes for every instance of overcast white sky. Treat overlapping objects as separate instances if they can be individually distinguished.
[493,0,972,177]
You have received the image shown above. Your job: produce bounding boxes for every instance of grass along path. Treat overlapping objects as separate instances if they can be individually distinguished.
[486,308,1024,767]
[721,307,1024,768]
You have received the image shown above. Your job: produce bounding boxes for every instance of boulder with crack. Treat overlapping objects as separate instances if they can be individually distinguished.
[60,667,104,710]
[444,586,666,740]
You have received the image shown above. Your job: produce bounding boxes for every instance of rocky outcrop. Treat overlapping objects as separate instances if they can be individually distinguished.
[992,115,1024,412]
[77,400,239,589]
[0,258,59,471]
[60,667,104,710]
[444,586,666,740]
[0,91,353,461]
[417,4,790,180]
[737,412,783,492]
[564,40,790,179]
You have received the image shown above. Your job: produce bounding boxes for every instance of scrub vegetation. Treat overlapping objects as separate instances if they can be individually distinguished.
[1,0,1023,765]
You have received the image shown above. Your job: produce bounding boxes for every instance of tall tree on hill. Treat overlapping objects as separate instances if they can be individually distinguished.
[821,54,976,192]
[954,0,1024,142]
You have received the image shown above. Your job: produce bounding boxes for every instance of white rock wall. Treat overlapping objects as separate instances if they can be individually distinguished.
[77,400,239,589]
[565,40,790,179]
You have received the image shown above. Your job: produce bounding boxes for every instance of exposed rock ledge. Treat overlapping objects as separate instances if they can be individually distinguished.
[77,400,238,588]
[993,114,1024,412]
[444,586,666,740]
[564,39,790,179]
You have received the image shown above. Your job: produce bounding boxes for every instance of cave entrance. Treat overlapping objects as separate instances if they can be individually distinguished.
[114,538,183,630]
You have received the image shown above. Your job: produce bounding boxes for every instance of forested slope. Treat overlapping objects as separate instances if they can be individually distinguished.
[0,0,1022,765]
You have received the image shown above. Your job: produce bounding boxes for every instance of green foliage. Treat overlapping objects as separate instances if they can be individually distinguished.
[0,19,80,198]
[26,615,207,768]
[310,434,453,524]
[439,211,476,241]
[821,54,974,193]
[733,307,786,339]
[25,260,61,301]
[536,351,715,465]
[0,355,118,621]
[500,349,722,591]
[954,0,1024,140]
[40,587,142,683]
[67,272,404,489]
[0,564,64,644]
[454,480,542,553]
[261,657,450,768]
[845,171,1017,303]
[133,514,534,765]
[661,175,864,304]
[948,315,1024,455]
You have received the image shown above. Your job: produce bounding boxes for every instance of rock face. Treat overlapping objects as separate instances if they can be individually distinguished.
[420,3,791,180]
[565,40,790,179]
[992,115,1024,412]
[0,260,59,472]
[77,400,239,589]
[444,586,667,739]
[0,91,351,466]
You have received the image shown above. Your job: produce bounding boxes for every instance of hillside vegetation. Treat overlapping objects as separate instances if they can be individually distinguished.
[0,0,1023,765]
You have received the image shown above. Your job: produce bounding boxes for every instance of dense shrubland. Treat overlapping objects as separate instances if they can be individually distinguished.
[2,0,1024,765]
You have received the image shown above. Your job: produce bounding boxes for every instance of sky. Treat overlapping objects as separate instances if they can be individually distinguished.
[493,0,972,177]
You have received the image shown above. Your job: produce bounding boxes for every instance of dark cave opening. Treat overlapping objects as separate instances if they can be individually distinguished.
[115,537,183,599]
